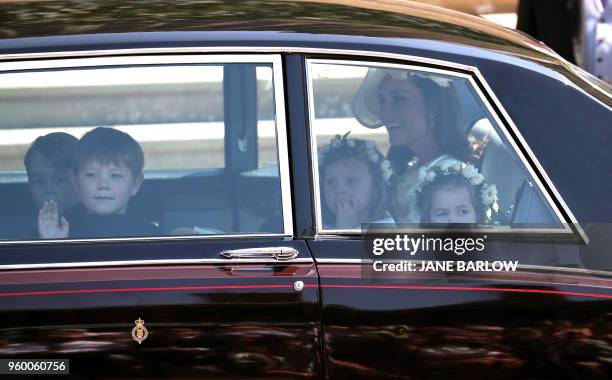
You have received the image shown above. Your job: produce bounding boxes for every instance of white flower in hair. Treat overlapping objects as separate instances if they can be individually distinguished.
[418,166,429,182]
[470,173,484,185]
[416,160,500,223]
[319,133,392,185]
[481,184,498,206]
[439,160,458,173]
[461,164,478,180]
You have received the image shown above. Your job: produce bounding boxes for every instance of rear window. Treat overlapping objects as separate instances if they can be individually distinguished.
[0,55,290,241]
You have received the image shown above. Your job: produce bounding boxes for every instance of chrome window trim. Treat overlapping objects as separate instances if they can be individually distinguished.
[0,54,283,71]
[470,70,588,243]
[0,53,293,245]
[305,58,582,240]
[0,257,314,271]
[0,47,474,72]
[270,55,295,236]
[0,45,608,104]
[0,233,292,246]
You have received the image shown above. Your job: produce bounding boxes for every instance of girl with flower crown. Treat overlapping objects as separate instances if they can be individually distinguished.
[414,159,499,224]
[318,133,393,229]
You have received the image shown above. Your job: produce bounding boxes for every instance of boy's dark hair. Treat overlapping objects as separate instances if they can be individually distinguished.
[418,174,485,224]
[24,132,79,174]
[76,127,144,176]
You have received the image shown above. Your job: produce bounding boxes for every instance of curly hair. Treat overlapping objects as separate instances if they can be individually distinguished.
[318,135,390,227]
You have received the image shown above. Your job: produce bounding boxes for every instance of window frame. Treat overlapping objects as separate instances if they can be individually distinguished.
[305,57,585,241]
[0,53,294,245]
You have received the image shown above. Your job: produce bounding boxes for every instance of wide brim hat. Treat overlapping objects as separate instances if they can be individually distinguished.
[352,68,454,129]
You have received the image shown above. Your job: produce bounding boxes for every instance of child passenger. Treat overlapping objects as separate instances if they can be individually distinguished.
[38,127,156,238]
[415,160,499,224]
[318,133,393,229]
[25,132,80,218]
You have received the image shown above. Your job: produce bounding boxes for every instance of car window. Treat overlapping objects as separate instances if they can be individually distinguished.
[308,60,570,234]
[0,56,290,241]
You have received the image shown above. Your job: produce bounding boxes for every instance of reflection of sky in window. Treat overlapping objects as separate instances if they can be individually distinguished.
[0,64,276,146]
[0,66,224,88]
[312,64,368,79]
[0,65,272,89]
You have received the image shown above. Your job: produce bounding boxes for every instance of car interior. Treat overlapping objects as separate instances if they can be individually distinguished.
[0,60,564,242]
[0,62,285,240]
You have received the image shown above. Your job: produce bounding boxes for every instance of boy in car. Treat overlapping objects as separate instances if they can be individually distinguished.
[24,132,80,237]
[38,127,156,238]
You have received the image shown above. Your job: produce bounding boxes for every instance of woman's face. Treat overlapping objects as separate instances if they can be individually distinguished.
[323,158,374,219]
[377,75,431,146]
[428,185,477,224]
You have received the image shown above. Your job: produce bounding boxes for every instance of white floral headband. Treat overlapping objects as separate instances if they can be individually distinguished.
[319,133,393,184]
[417,161,500,222]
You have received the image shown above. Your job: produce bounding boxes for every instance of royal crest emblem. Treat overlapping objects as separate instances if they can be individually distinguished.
[131,318,148,344]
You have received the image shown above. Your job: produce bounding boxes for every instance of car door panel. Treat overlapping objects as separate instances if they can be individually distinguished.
[0,240,321,379]
[311,239,612,379]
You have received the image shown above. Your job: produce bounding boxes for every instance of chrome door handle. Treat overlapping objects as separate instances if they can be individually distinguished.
[220,247,299,261]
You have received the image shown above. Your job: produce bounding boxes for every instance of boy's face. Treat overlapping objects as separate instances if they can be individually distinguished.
[75,160,143,215]
[27,153,79,213]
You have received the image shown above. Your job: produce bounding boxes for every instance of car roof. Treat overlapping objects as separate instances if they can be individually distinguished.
[0,0,555,60]
[0,0,609,104]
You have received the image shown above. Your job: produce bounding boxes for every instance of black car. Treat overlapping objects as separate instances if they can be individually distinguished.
[0,1,611,379]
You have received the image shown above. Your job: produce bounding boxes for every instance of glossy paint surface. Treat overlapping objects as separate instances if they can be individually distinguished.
[317,262,612,379]
[0,1,610,379]
[0,242,322,379]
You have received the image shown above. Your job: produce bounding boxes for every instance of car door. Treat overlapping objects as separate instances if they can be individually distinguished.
[0,53,321,379]
[304,56,612,379]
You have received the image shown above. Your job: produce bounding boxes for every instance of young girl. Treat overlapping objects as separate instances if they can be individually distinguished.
[415,160,499,225]
[318,133,393,229]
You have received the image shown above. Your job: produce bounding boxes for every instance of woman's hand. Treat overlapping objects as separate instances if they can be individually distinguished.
[38,200,69,239]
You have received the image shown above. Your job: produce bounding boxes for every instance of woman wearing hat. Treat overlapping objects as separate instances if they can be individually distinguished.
[352,68,473,224]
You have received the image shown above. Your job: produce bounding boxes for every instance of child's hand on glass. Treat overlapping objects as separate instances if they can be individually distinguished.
[38,200,69,239]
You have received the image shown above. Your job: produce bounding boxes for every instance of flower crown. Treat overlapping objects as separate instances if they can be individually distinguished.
[319,133,393,184]
[416,161,500,222]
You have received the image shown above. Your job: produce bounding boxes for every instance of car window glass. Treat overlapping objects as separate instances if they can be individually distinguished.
[0,61,286,241]
[309,61,565,232]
